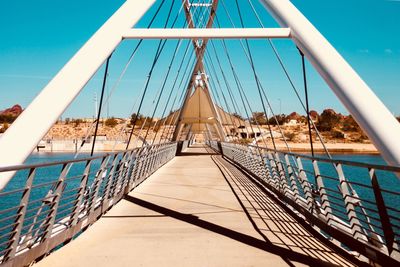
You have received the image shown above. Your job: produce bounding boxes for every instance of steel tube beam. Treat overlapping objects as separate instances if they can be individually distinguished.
[260,0,400,168]
[172,0,220,141]
[0,0,155,190]
[122,28,291,39]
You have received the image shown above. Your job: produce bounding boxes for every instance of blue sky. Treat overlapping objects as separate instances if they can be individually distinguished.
[0,0,399,118]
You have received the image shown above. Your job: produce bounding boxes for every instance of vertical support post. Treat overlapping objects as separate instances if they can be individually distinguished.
[103,154,119,205]
[4,168,35,260]
[313,160,333,224]
[335,163,367,241]
[43,163,69,241]
[285,154,299,202]
[88,156,109,215]
[295,156,314,211]
[71,161,91,226]
[370,168,395,252]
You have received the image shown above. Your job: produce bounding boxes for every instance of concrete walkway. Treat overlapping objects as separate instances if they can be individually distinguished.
[35,145,357,267]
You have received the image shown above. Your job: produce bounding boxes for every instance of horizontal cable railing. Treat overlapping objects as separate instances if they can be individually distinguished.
[217,141,400,265]
[0,142,177,266]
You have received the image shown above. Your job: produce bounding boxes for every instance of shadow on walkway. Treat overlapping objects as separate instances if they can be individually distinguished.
[210,155,366,267]
[124,194,340,266]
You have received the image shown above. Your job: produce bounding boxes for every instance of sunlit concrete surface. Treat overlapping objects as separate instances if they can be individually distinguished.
[35,144,356,267]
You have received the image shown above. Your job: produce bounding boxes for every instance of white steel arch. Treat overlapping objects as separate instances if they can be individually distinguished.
[0,0,399,190]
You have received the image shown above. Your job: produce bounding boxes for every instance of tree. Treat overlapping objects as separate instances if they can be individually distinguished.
[130,113,154,128]
[0,114,16,123]
[342,115,360,132]
[251,112,267,125]
[397,116,400,123]
[105,117,118,128]
[0,123,9,133]
[232,113,244,120]
[268,114,287,126]
[130,113,143,126]
[316,109,341,131]
[73,118,83,127]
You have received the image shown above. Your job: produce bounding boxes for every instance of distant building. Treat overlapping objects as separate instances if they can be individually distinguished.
[285,119,299,126]
[236,126,264,139]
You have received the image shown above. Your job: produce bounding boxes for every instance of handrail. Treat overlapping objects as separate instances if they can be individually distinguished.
[0,142,178,266]
[248,144,400,172]
[216,141,400,265]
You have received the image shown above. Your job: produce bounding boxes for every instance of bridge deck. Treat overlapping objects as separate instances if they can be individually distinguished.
[35,145,356,267]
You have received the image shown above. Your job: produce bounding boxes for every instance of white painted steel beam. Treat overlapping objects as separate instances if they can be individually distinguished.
[260,0,400,168]
[122,28,291,39]
[172,0,222,141]
[0,0,155,190]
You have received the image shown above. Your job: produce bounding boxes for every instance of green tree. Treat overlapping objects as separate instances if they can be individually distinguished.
[251,112,267,125]
[316,109,341,131]
[130,113,143,126]
[342,115,360,132]
[268,114,287,126]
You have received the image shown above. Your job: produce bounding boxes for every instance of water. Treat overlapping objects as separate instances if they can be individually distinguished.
[0,152,108,255]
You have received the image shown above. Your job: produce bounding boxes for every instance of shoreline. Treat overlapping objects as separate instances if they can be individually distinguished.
[273,142,378,154]
[32,141,379,155]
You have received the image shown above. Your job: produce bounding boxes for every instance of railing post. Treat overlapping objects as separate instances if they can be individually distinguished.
[70,160,91,226]
[285,154,300,202]
[42,163,69,241]
[370,168,395,253]
[103,154,119,203]
[88,156,109,215]
[111,153,129,197]
[266,151,284,192]
[335,163,367,242]
[273,152,291,197]
[123,150,137,194]
[295,156,314,211]
[261,152,274,185]
[4,168,35,261]
[313,160,333,224]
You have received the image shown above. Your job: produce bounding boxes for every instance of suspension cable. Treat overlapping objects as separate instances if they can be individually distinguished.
[143,38,184,143]
[130,1,201,146]
[152,39,193,144]
[213,16,269,147]
[70,0,167,159]
[91,55,112,156]
[219,0,295,155]
[299,49,315,157]
[203,51,241,140]
[205,45,252,141]
[245,0,333,160]
[166,51,200,141]
[125,0,176,149]
[233,0,277,150]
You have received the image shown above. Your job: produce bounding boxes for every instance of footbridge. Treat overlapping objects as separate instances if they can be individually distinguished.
[1,0,400,266]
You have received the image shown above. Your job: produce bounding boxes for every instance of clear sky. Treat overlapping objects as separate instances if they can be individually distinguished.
[0,0,399,119]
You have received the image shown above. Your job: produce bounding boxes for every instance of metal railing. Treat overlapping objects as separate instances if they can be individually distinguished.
[0,142,177,266]
[206,140,220,153]
[219,142,400,265]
